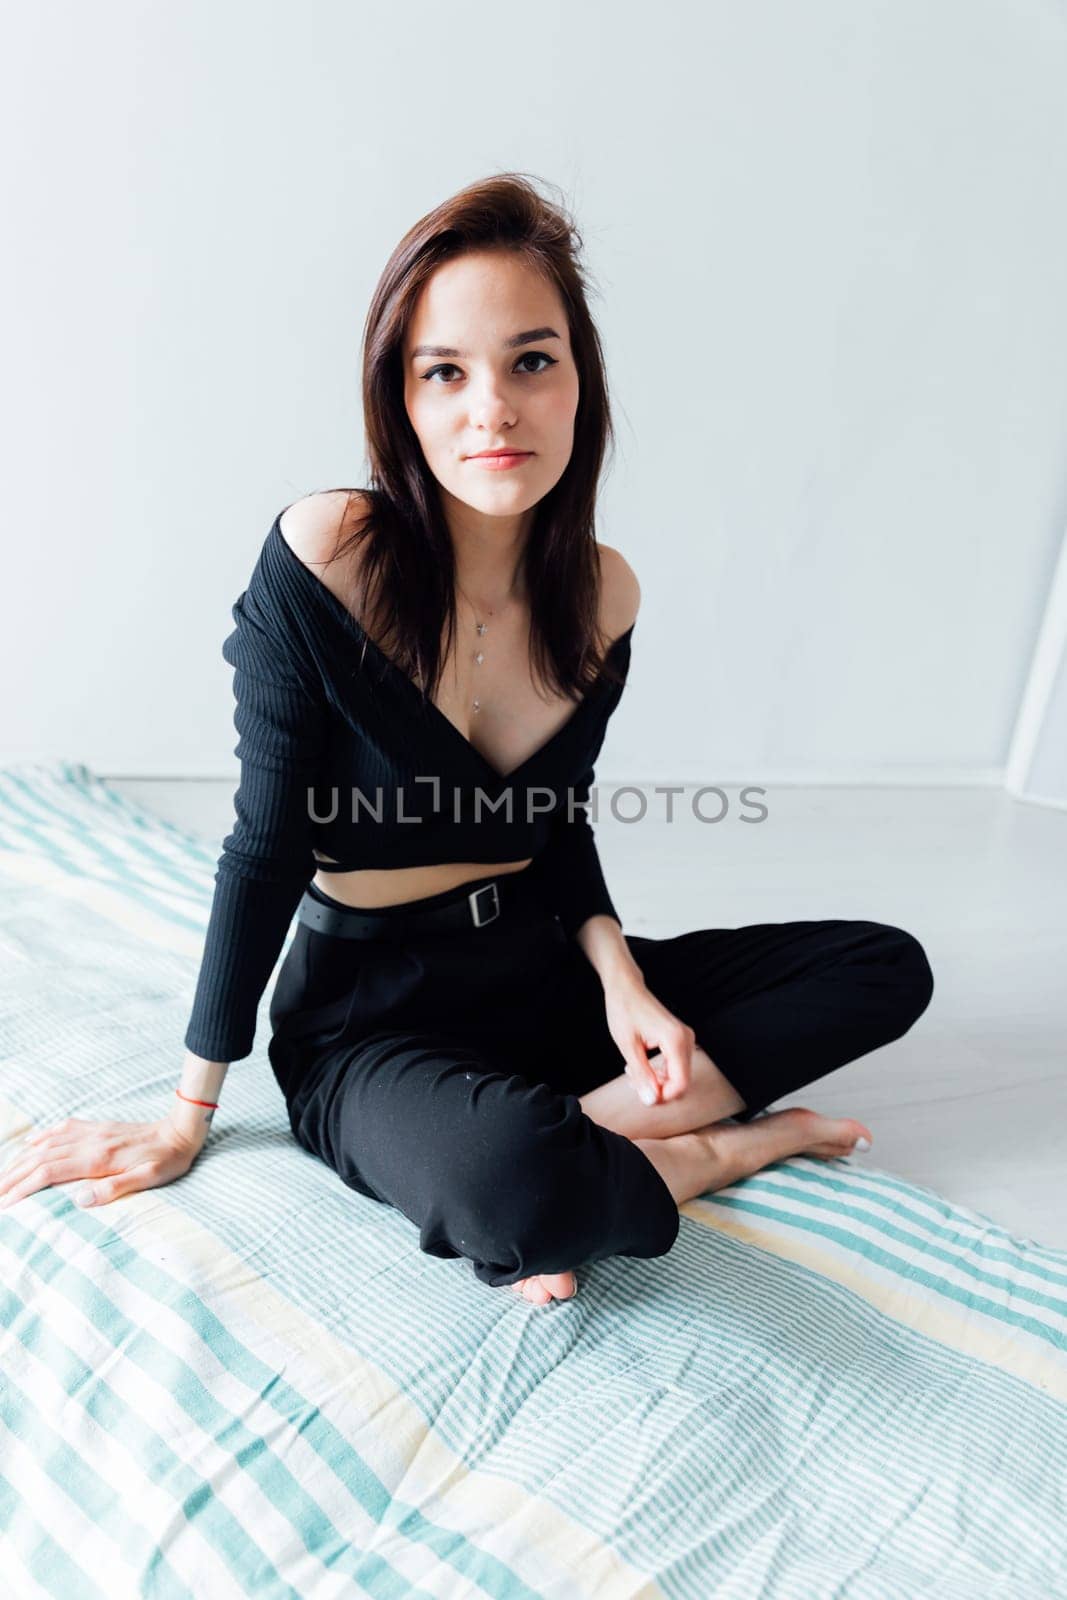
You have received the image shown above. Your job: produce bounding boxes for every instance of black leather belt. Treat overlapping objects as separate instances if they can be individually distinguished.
[295,871,551,942]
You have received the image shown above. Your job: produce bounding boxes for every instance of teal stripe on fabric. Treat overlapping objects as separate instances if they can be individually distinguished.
[0,1370,192,1600]
[747,1162,1067,1290]
[0,779,209,937]
[2,1208,546,1600]
[260,1208,1066,1594]
[718,1167,1067,1311]
[783,1161,1067,1283]
[0,762,216,886]
[0,770,207,908]
[0,780,109,877]
[0,1468,109,1600]
[0,1286,298,1597]
[25,759,216,871]
[0,767,210,896]
[58,762,218,869]
[707,1187,1067,1350]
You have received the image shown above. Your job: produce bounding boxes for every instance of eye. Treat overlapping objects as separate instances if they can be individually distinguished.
[515,351,557,375]
[420,351,558,384]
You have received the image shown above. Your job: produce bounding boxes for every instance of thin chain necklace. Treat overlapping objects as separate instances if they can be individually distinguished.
[454,583,495,714]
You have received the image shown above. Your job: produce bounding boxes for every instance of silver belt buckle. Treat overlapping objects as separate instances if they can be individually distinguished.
[468,881,501,928]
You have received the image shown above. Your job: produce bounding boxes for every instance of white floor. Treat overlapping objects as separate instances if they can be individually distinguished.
[113,778,1067,1253]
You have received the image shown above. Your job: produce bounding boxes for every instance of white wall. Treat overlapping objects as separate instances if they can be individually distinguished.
[2,0,1065,786]
[1006,522,1067,808]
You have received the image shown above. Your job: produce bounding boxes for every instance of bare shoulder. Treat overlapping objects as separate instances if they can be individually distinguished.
[596,542,641,639]
[278,488,371,575]
[278,490,374,618]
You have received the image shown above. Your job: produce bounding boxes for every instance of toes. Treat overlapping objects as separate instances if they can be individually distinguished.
[506,1272,577,1305]
[806,1134,873,1160]
[792,1110,873,1154]
[510,1279,546,1302]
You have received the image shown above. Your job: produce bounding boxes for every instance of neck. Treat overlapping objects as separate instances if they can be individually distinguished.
[442,490,534,612]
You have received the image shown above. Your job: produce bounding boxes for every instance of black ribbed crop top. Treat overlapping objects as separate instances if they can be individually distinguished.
[182,510,635,1063]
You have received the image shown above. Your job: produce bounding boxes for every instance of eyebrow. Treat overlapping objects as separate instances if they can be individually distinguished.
[409,326,562,361]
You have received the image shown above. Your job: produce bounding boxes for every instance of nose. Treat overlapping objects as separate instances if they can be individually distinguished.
[469,379,517,434]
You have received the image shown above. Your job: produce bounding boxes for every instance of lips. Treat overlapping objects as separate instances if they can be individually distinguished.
[467,450,533,459]
[466,451,534,471]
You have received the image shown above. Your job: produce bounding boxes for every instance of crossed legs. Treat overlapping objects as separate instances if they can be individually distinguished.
[506,918,934,1304]
[506,1043,873,1305]
[578,1039,747,1138]
[282,916,933,1307]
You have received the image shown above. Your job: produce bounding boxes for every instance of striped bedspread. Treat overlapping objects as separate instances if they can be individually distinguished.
[0,760,1064,1598]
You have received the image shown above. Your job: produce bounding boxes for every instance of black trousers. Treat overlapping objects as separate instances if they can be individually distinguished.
[268,868,934,1288]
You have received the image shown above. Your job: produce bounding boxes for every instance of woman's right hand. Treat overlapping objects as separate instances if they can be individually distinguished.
[0,1115,204,1213]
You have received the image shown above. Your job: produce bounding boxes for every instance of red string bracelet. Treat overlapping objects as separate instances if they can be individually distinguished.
[175,1089,219,1110]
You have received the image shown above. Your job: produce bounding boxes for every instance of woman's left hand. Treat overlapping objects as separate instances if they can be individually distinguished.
[602,974,695,1107]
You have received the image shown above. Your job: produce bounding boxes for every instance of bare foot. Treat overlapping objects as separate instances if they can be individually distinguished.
[499,1110,871,1302]
[697,1106,873,1189]
[505,1270,578,1306]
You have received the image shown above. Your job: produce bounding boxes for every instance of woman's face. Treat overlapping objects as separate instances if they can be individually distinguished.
[402,250,580,527]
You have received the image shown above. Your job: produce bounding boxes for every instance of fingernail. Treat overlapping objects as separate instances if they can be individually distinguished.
[74,1186,96,1206]
[853,1136,871,1152]
[640,1087,657,1107]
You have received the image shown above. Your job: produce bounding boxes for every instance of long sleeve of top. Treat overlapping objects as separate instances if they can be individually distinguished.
[183,585,328,1064]
[528,756,621,940]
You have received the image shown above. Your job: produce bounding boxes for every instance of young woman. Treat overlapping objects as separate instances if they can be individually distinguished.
[1,175,933,1306]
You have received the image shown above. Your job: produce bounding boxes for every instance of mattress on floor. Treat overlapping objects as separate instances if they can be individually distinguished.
[0,759,1064,1600]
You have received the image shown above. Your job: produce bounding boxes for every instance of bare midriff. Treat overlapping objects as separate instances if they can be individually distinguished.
[310,855,535,909]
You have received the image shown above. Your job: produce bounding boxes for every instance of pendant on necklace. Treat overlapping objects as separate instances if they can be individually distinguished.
[472,618,487,710]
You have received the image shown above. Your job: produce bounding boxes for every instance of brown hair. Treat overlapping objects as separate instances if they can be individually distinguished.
[319,171,625,707]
